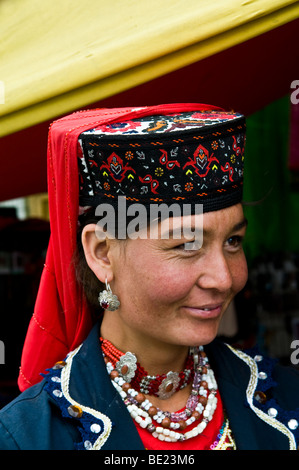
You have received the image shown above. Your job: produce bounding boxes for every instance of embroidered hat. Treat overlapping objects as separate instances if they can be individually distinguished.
[78,110,246,213]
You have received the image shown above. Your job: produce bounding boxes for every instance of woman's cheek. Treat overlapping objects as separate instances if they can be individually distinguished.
[150,267,195,304]
[232,254,248,293]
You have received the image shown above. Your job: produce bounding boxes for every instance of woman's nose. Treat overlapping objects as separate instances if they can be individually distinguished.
[197,252,233,292]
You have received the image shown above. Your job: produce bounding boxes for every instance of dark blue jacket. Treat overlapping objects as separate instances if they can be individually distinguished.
[0,324,299,450]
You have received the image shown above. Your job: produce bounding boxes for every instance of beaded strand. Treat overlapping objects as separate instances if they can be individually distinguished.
[101,340,218,442]
[100,337,194,398]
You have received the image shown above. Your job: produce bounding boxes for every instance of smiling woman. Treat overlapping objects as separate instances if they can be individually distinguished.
[81,204,248,355]
[0,104,299,450]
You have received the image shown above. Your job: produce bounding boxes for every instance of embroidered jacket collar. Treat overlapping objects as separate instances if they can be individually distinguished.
[43,324,299,450]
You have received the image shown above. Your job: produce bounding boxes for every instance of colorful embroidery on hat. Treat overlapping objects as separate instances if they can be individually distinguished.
[100,152,136,183]
[78,111,246,212]
[85,111,243,136]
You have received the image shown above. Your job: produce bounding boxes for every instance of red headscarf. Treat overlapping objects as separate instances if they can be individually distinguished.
[18,103,222,391]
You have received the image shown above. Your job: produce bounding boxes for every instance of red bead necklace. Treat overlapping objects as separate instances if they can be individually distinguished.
[100,337,194,399]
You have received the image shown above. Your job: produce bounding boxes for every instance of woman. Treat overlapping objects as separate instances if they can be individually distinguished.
[0,103,298,450]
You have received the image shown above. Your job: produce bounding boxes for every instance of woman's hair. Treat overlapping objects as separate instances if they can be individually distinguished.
[75,210,105,313]
[74,207,146,313]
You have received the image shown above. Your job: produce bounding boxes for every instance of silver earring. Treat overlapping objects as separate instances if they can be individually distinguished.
[98,278,120,311]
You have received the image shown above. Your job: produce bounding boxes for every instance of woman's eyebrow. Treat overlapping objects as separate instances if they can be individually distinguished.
[160,226,195,239]
[232,218,248,232]
[201,217,248,237]
[160,217,248,239]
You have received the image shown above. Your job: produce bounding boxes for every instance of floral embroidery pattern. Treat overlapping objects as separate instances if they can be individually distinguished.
[125,151,134,160]
[155,167,164,177]
[78,111,246,211]
[185,182,193,192]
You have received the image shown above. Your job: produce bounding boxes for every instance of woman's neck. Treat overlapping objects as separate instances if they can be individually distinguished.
[100,314,189,376]
[100,326,196,413]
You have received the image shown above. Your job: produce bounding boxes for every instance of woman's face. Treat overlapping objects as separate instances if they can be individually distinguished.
[107,203,248,348]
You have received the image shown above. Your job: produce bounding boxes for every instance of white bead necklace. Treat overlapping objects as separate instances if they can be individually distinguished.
[104,346,218,442]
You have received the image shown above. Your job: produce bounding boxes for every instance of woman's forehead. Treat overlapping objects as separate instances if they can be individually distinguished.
[118,204,246,246]
[157,204,246,234]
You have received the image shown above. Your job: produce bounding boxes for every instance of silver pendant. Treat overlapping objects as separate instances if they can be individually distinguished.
[116,352,137,383]
[158,371,180,400]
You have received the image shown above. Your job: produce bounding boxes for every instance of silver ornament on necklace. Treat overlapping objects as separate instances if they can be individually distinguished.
[158,371,180,400]
[115,351,137,382]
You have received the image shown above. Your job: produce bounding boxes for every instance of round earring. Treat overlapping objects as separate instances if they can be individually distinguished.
[98,278,120,311]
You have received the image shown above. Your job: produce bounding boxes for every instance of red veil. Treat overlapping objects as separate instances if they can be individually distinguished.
[18,103,222,391]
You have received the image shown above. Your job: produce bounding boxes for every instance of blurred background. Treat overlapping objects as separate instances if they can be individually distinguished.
[1,0,299,407]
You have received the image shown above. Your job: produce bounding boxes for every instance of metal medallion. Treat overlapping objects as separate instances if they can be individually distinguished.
[116,352,137,382]
[158,371,180,400]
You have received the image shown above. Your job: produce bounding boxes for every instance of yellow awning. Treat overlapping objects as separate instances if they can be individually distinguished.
[1,0,299,137]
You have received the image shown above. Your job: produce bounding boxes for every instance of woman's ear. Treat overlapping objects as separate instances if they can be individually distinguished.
[81,223,113,283]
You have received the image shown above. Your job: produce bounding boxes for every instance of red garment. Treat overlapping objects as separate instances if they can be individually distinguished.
[135,390,224,450]
[18,103,223,392]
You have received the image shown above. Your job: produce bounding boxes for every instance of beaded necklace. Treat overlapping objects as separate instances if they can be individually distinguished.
[100,337,194,399]
[100,338,218,442]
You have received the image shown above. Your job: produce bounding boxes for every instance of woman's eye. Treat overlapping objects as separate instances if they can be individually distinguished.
[174,242,192,251]
[173,240,200,252]
[226,235,244,249]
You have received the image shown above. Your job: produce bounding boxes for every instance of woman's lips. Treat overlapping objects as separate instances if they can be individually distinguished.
[182,303,223,318]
